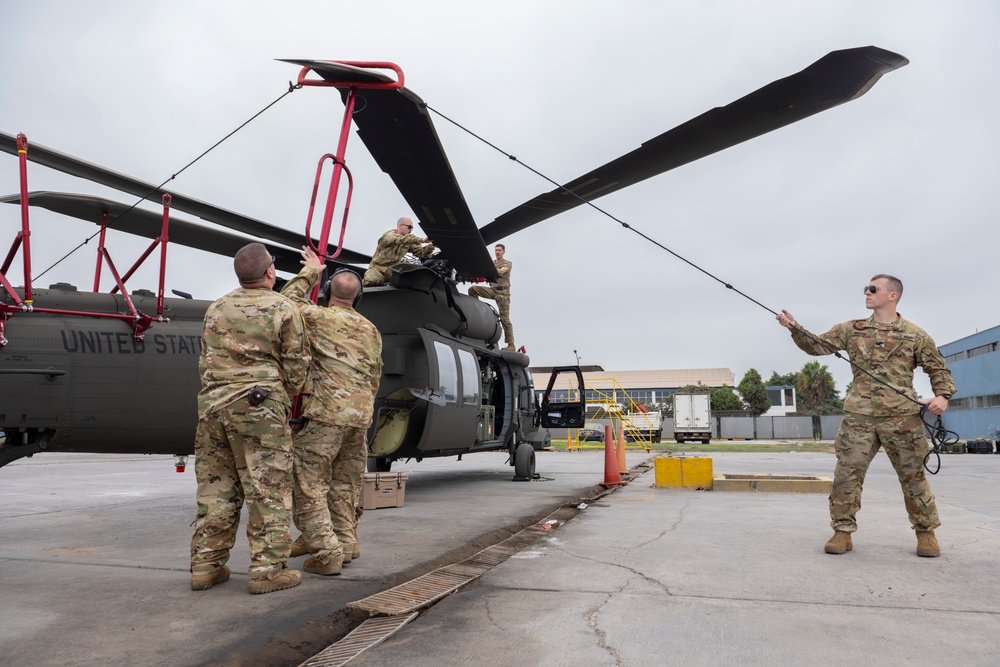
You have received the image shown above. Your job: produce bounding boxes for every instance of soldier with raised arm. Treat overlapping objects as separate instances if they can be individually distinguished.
[282,247,383,576]
[777,274,955,558]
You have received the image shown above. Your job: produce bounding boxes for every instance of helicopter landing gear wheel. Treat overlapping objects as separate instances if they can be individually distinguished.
[367,457,392,473]
[512,442,535,482]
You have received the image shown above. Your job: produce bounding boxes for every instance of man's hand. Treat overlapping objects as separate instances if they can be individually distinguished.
[920,396,950,416]
[299,245,324,271]
[776,309,796,329]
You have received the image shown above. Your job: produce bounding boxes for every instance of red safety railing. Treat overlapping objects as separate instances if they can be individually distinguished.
[0,134,170,346]
[294,61,404,302]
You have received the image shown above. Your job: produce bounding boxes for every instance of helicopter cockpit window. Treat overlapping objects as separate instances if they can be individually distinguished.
[433,341,458,403]
[457,349,479,405]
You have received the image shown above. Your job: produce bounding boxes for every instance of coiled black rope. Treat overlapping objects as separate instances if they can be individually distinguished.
[920,408,959,474]
[423,102,954,473]
[33,83,301,281]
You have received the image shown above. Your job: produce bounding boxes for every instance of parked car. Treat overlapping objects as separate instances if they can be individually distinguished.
[579,427,607,442]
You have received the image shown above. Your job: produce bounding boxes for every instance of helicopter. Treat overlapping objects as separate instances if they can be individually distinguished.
[0,47,907,480]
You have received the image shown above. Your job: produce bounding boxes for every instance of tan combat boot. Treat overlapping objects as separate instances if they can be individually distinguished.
[916,530,940,558]
[191,565,230,591]
[304,557,342,576]
[247,568,302,594]
[289,535,308,558]
[824,531,853,554]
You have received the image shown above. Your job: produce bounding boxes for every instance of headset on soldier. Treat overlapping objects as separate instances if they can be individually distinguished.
[321,267,364,308]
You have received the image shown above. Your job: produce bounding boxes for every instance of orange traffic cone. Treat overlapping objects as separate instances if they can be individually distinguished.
[600,425,622,488]
[616,426,628,475]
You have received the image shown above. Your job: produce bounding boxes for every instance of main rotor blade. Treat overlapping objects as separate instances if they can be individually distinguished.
[479,46,908,244]
[0,132,371,265]
[0,192,356,275]
[280,59,498,281]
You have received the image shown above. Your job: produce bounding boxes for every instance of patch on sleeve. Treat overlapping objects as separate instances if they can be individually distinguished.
[829,323,840,332]
[853,320,867,331]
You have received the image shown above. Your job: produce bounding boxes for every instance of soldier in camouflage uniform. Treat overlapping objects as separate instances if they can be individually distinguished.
[282,247,383,576]
[190,243,311,594]
[363,217,435,286]
[777,274,955,558]
[469,243,515,351]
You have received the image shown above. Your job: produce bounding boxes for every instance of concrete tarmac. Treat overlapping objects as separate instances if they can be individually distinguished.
[2,448,998,666]
[351,451,1000,667]
[0,448,648,666]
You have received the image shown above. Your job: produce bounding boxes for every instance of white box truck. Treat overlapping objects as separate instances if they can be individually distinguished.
[673,393,711,443]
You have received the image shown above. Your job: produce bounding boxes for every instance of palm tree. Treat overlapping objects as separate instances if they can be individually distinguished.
[796,361,835,413]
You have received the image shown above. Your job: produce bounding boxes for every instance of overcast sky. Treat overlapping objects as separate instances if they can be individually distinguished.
[2,1,997,399]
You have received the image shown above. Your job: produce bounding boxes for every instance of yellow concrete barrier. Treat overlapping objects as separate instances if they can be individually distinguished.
[654,456,712,488]
[681,457,714,488]
[654,456,683,487]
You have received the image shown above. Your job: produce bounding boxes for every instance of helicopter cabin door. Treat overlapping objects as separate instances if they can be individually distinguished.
[415,329,486,452]
[539,366,586,428]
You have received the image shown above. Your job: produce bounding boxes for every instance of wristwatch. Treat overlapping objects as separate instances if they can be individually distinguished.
[940,394,952,400]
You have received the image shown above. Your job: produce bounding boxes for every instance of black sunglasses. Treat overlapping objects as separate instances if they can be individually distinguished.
[261,255,276,277]
[864,285,888,294]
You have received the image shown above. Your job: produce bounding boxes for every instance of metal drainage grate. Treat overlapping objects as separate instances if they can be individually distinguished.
[347,569,475,616]
[298,613,418,667]
[304,462,654,665]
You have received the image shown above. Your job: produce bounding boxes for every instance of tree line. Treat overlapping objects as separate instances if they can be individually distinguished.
[650,362,844,417]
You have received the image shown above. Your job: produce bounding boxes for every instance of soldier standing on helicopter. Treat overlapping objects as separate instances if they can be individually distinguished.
[363,217,435,286]
[469,243,515,351]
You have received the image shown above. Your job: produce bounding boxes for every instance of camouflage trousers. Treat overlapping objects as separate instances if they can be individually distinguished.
[468,285,514,347]
[830,412,940,533]
[190,397,294,580]
[292,420,367,564]
[363,265,391,287]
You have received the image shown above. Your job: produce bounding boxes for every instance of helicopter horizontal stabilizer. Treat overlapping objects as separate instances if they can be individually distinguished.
[281,60,499,282]
[0,191,354,276]
[0,132,371,265]
[479,46,908,244]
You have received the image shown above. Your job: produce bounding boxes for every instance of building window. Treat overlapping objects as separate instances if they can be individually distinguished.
[967,342,998,359]
[947,397,969,410]
[944,351,965,363]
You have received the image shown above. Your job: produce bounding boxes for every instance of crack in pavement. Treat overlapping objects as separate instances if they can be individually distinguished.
[584,592,623,666]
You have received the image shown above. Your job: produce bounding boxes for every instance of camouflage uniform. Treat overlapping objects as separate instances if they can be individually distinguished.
[190,287,310,581]
[363,229,436,286]
[789,314,956,533]
[282,265,383,565]
[469,258,514,348]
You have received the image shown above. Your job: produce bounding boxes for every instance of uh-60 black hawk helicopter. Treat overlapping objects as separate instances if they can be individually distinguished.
[0,47,907,480]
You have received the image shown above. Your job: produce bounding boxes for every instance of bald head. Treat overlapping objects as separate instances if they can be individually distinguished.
[234,243,274,286]
[395,217,415,235]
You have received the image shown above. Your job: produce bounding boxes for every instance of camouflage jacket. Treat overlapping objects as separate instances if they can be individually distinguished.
[281,265,383,427]
[198,287,310,418]
[367,229,435,273]
[789,314,956,417]
[492,258,512,290]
